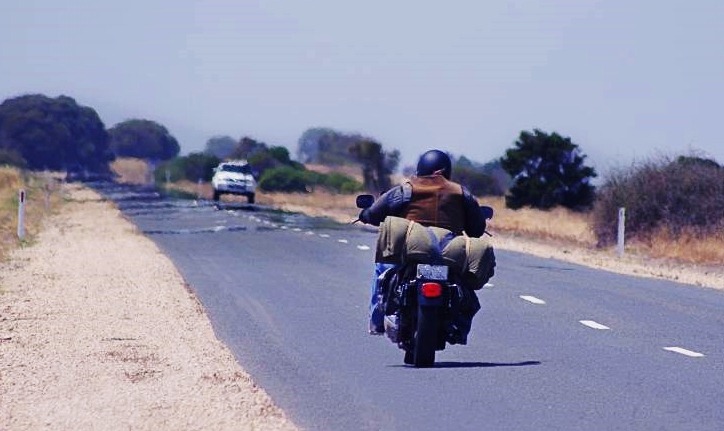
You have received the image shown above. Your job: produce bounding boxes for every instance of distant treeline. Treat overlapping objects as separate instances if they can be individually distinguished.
[0,94,180,172]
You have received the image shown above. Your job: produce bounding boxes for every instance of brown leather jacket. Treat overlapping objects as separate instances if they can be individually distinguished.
[402,175,466,234]
[359,174,485,237]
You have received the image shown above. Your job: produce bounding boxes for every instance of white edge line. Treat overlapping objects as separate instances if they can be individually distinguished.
[579,320,611,330]
[337,239,349,244]
[520,295,546,305]
[663,347,705,358]
[357,245,370,251]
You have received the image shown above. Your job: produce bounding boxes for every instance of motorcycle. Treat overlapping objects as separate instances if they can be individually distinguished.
[356,194,493,367]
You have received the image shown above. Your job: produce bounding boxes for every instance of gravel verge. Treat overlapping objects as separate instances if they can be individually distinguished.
[0,185,297,431]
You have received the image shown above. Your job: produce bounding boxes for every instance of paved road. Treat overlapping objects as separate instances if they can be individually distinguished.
[100,183,724,431]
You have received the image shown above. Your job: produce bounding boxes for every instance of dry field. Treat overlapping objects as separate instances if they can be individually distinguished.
[0,167,63,261]
[111,158,152,184]
[481,196,723,266]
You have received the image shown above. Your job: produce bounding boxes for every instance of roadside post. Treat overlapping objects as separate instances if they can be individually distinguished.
[617,207,626,257]
[197,178,202,199]
[17,189,26,240]
[44,182,51,212]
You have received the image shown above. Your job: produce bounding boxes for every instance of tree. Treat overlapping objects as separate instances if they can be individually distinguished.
[500,129,597,211]
[349,140,399,193]
[296,127,364,165]
[155,152,220,183]
[204,135,236,159]
[108,119,180,160]
[0,94,112,171]
[229,136,267,160]
[452,156,506,196]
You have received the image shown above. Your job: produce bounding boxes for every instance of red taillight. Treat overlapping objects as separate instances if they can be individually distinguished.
[421,282,443,298]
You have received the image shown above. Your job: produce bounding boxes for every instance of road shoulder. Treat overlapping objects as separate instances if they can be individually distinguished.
[0,184,296,430]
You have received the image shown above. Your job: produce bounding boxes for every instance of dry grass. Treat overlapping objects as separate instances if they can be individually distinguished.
[0,167,63,261]
[628,228,724,265]
[305,163,364,183]
[257,191,358,222]
[480,196,723,265]
[111,158,151,184]
[481,196,596,246]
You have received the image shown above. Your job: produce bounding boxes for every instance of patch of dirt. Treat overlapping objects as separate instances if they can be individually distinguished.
[0,184,297,430]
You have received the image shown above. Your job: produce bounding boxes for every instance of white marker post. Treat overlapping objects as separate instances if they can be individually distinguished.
[44,183,50,212]
[617,207,626,257]
[17,189,26,240]
[197,178,203,199]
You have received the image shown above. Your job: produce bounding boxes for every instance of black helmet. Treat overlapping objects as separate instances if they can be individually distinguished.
[416,149,452,179]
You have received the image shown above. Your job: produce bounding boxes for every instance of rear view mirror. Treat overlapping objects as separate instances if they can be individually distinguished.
[356,194,375,209]
[480,205,494,220]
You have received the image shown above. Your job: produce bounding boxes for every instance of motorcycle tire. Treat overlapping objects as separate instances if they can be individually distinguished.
[413,305,439,367]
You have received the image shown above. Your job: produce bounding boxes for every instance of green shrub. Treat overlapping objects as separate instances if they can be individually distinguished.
[259,166,309,192]
[155,152,220,183]
[321,172,362,193]
[0,148,27,169]
[593,155,723,246]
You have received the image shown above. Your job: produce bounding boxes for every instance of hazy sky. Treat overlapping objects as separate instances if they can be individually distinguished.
[2,1,723,171]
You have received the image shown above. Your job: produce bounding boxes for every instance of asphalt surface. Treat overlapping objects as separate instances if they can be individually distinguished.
[98,182,724,431]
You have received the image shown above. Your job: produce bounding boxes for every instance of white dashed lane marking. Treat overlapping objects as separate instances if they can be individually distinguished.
[579,320,611,330]
[223,212,712,359]
[664,347,705,358]
[520,295,546,305]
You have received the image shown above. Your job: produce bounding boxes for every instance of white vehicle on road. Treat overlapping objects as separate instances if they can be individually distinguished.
[211,160,256,203]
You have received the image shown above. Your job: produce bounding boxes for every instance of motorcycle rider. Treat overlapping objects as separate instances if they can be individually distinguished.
[358,149,489,342]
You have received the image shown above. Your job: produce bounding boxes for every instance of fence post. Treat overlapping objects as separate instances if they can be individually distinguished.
[617,207,626,257]
[17,189,26,240]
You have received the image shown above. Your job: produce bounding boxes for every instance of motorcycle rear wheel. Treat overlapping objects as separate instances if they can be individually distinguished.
[412,305,439,367]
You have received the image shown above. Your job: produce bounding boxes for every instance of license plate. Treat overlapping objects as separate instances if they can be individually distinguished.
[417,264,448,280]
